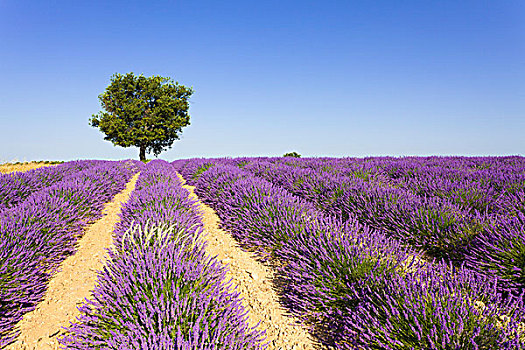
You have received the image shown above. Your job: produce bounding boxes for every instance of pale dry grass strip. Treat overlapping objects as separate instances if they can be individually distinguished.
[5,173,140,350]
[177,173,320,350]
[0,162,56,174]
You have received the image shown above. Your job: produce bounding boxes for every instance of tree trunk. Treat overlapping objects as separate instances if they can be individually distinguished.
[139,145,146,162]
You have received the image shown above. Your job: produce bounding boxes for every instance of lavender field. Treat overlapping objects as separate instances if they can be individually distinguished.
[174,156,525,349]
[1,157,524,349]
[0,160,142,347]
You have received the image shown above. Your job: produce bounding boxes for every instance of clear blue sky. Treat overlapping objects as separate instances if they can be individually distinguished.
[1,0,524,161]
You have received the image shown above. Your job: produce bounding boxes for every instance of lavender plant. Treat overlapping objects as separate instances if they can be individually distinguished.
[347,263,525,350]
[62,231,265,349]
[466,213,525,294]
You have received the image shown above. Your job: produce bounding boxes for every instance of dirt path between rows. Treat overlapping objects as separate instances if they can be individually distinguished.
[6,173,140,350]
[177,173,319,350]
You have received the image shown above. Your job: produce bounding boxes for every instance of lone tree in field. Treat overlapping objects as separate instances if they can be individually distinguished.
[283,151,301,158]
[90,72,193,161]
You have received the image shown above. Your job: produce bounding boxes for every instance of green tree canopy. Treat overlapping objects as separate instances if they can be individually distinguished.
[90,72,194,161]
[283,151,301,158]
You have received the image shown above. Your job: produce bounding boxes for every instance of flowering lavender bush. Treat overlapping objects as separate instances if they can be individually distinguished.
[60,160,265,350]
[499,189,525,218]
[275,217,415,346]
[0,160,140,347]
[194,165,319,259]
[466,213,525,294]
[347,263,525,350]
[112,161,204,251]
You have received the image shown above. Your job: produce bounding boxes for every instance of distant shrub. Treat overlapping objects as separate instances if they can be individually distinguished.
[284,151,301,158]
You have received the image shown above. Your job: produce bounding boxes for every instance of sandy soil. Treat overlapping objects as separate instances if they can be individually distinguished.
[177,173,319,350]
[0,162,56,174]
[5,173,140,350]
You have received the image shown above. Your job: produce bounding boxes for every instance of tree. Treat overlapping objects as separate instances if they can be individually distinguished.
[283,151,301,158]
[90,72,194,161]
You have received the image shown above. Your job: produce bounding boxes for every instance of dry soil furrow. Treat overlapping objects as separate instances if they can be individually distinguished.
[177,173,319,350]
[6,172,140,350]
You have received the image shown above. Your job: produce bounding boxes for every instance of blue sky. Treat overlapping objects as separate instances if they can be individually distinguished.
[1,0,524,161]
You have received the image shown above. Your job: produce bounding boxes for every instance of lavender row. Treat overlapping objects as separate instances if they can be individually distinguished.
[0,160,127,212]
[263,156,525,216]
[238,158,525,294]
[0,160,141,347]
[251,157,525,295]
[60,160,265,350]
[173,159,525,349]
[241,160,477,258]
